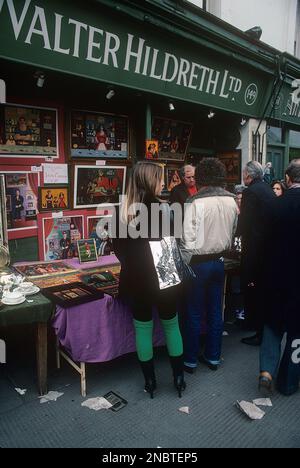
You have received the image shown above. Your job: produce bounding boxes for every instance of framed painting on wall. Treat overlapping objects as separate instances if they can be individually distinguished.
[0,169,40,238]
[0,103,58,158]
[70,110,129,159]
[87,215,114,257]
[39,213,84,261]
[151,117,192,161]
[38,186,70,212]
[165,167,181,192]
[216,150,242,184]
[74,165,127,208]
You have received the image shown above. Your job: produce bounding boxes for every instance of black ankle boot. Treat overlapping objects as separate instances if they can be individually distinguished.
[169,355,186,398]
[140,359,157,399]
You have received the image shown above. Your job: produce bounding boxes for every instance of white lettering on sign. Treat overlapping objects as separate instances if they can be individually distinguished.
[0,339,6,364]
[291,339,300,365]
[0,78,6,103]
[291,79,300,106]
[0,0,261,106]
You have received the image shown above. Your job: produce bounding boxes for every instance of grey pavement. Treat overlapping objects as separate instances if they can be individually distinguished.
[0,324,300,448]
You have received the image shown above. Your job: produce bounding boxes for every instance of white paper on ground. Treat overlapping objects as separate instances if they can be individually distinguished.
[223,331,229,336]
[236,401,265,420]
[15,388,27,395]
[179,406,190,414]
[39,391,64,404]
[253,398,273,407]
[81,397,113,411]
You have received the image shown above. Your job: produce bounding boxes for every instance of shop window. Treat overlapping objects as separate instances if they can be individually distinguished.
[267,126,282,144]
[289,130,300,148]
[289,148,300,161]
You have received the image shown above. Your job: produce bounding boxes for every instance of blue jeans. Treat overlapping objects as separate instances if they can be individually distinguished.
[260,326,300,396]
[184,260,225,368]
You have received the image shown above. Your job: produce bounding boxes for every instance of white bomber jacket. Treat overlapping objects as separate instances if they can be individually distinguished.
[180,187,239,264]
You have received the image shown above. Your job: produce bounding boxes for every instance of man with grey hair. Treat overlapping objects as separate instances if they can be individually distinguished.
[169,165,197,208]
[239,161,275,346]
[258,159,300,396]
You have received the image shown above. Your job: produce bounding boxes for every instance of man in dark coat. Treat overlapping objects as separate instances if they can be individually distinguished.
[259,159,300,396]
[169,165,197,209]
[239,161,276,345]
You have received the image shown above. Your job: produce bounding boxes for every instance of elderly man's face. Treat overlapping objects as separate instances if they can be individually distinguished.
[183,167,196,188]
[243,169,252,187]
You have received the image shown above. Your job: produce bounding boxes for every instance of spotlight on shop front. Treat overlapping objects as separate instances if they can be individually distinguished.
[34,71,45,88]
[208,110,215,119]
[168,102,175,111]
[106,89,115,100]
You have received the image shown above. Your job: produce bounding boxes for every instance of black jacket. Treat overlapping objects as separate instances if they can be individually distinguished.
[239,179,275,285]
[169,183,189,208]
[263,188,300,334]
[112,198,174,301]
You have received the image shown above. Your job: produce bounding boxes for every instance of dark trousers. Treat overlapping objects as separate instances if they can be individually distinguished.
[243,281,264,336]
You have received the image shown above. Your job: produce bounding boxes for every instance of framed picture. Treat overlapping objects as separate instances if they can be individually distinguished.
[77,239,98,263]
[38,186,69,212]
[0,103,58,158]
[40,214,84,261]
[13,261,78,279]
[145,140,159,160]
[74,165,126,208]
[165,167,181,192]
[216,150,242,184]
[70,110,129,159]
[87,215,114,257]
[151,117,192,161]
[0,170,40,238]
[81,270,120,298]
[41,282,104,307]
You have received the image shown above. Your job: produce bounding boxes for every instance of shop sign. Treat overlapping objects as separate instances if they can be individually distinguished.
[270,80,300,126]
[0,0,268,116]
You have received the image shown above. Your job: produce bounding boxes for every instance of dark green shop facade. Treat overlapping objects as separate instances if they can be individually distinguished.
[1,0,300,258]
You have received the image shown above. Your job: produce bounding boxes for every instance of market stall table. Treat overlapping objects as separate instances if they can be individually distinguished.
[53,295,165,396]
[0,293,54,395]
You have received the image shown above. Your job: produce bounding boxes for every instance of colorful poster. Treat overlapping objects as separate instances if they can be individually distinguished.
[0,104,58,157]
[70,111,128,159]
[42,216,84,261]
[151,117,192,161]
[87,216,114,257]
[216,150,242,183]
[1,171,39,232]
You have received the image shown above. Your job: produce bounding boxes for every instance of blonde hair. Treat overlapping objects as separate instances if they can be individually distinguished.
[121,161,164,223]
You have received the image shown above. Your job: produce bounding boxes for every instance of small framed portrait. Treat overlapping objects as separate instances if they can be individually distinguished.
[77,239,98,263]
[38,186,70,212]
[145,140,159,160]
[42,282,104,307]
[87,215,114,257]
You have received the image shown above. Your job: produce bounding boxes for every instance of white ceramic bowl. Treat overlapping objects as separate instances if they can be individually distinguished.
[4,290,24,301]
[20,282,34,290]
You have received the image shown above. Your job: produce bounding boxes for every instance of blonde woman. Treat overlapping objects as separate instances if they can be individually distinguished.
[113,161,186,398]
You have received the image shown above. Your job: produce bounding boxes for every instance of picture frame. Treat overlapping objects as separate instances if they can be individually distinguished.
[0,169,40,239]
[145,140,159,160]
[151,117,192,161]
[13,261,79,279]
[0,103,59,158]
[38,186,70,212]
[165,167,181,192]
[216,150,242,184]
[74,165,127,208]
[70,110,129,159]
[87,215,114,257]
[38,212,85,261]
[41,282,104,307]
[77,239,98,263]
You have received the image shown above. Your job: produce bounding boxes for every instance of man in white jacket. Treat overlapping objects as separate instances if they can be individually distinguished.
[181,158,238,373]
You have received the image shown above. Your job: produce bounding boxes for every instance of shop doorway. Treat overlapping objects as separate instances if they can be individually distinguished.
[267,146,284,180]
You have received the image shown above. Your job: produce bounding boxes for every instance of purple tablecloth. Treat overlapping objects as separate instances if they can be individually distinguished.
[64,255,119,271]
[52,295,165,363]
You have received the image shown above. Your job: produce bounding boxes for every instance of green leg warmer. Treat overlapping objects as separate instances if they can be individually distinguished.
[133,319,154,362]
[161,315,183,357]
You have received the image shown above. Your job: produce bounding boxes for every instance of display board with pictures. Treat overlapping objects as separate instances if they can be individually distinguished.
[216,150,242,184]
[87,215,114,257]
[1,170,40,234]
[151,117,192,161]
[70,110,128,159]
[41,215,84,261]
[0,104,58,157]
[74,166,126,208]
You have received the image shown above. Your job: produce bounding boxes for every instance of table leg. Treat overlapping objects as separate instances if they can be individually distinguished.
[36,322,48,396]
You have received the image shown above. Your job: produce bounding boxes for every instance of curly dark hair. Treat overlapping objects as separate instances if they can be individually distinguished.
[195,157,226,187]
